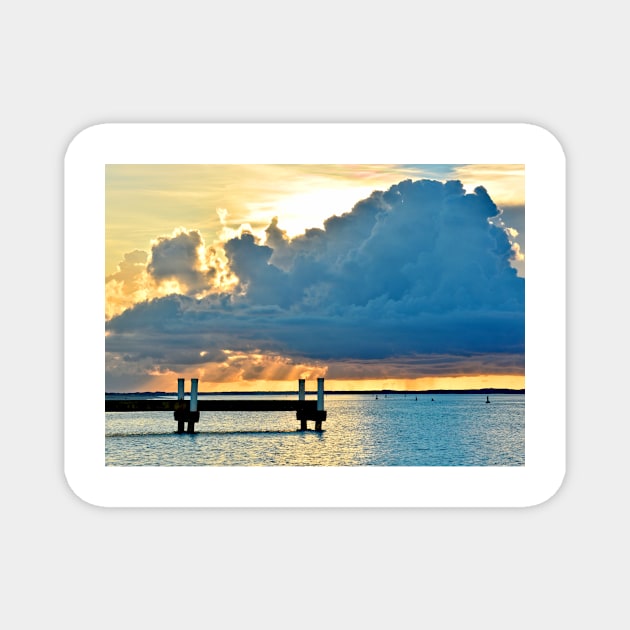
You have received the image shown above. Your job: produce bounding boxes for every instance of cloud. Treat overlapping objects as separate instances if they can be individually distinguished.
[147,228,216,295]
[106,179,525,387]
[106,228,228,318]
[105,250,150,319]
[106,249,148,284]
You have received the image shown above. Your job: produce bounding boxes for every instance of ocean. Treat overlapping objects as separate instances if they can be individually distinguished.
[105,393,524,466]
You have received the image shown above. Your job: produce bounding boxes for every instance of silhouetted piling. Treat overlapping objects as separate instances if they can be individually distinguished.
[296,377,326,431]
[175,378,186,433]
[316,377,325,430]
[174,377,200,433]
[187,378,200,433]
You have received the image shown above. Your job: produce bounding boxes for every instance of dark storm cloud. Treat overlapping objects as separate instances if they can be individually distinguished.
[106,180,524,380]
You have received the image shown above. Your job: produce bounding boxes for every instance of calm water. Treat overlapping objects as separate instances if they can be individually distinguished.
[106,393,524,466]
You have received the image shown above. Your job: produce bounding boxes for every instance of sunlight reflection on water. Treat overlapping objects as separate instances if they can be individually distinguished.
[105,394,524,466]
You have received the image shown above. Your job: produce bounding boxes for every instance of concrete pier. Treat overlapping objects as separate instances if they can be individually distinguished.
[106,378,327,432]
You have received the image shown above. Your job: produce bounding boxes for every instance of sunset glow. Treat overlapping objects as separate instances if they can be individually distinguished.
[106,164,525,393]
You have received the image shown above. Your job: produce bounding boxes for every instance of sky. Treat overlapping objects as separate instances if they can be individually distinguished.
[105,164,525,392]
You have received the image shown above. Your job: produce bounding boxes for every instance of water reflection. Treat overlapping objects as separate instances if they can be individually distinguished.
[105,394,524,466]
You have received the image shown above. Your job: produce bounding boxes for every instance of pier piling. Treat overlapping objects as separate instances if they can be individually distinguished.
[300,380,308,430]
[187,378,200,433]
[173,377,200,433]
[175,378,186,433]
[315,377,325,430]
[296,377,326,431]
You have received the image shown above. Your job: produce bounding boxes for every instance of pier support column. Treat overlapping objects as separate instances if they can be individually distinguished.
[187,378,199,433]
[317,378,324,411]
[176,378,186,433]
[315,378,325,430]
[298,379,307,429]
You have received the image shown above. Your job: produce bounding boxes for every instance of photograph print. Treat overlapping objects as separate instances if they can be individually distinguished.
[105,164,525,467]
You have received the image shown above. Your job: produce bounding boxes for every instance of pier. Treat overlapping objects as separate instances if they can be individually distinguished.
[105,378,327,433]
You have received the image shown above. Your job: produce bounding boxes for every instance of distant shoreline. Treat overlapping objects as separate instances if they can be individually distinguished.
[106,388,525,396]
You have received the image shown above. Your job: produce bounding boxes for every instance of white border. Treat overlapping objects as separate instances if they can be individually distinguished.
[64,123,565,507]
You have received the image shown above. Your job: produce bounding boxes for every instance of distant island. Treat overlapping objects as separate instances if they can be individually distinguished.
[106,388,524,396]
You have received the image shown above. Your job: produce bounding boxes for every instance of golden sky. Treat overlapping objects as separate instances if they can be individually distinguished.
[105,164,525,392]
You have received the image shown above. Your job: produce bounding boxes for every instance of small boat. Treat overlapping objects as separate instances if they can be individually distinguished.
[486,395,490,403]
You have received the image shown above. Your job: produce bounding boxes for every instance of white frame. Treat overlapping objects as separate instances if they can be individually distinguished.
[64,123,565,507]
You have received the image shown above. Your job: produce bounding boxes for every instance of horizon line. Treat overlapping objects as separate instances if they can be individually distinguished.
[106,387,525,395]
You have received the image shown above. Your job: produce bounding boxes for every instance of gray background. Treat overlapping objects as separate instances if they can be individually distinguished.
[3,1,626,628]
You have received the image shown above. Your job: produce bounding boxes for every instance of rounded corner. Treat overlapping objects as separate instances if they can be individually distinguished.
[63,467,108,509]
[521,122,566,163]
[522,467,567,508]
[64,122,111,164]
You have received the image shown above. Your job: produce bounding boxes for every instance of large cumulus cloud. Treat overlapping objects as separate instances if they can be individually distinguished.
[106,179,524,386]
